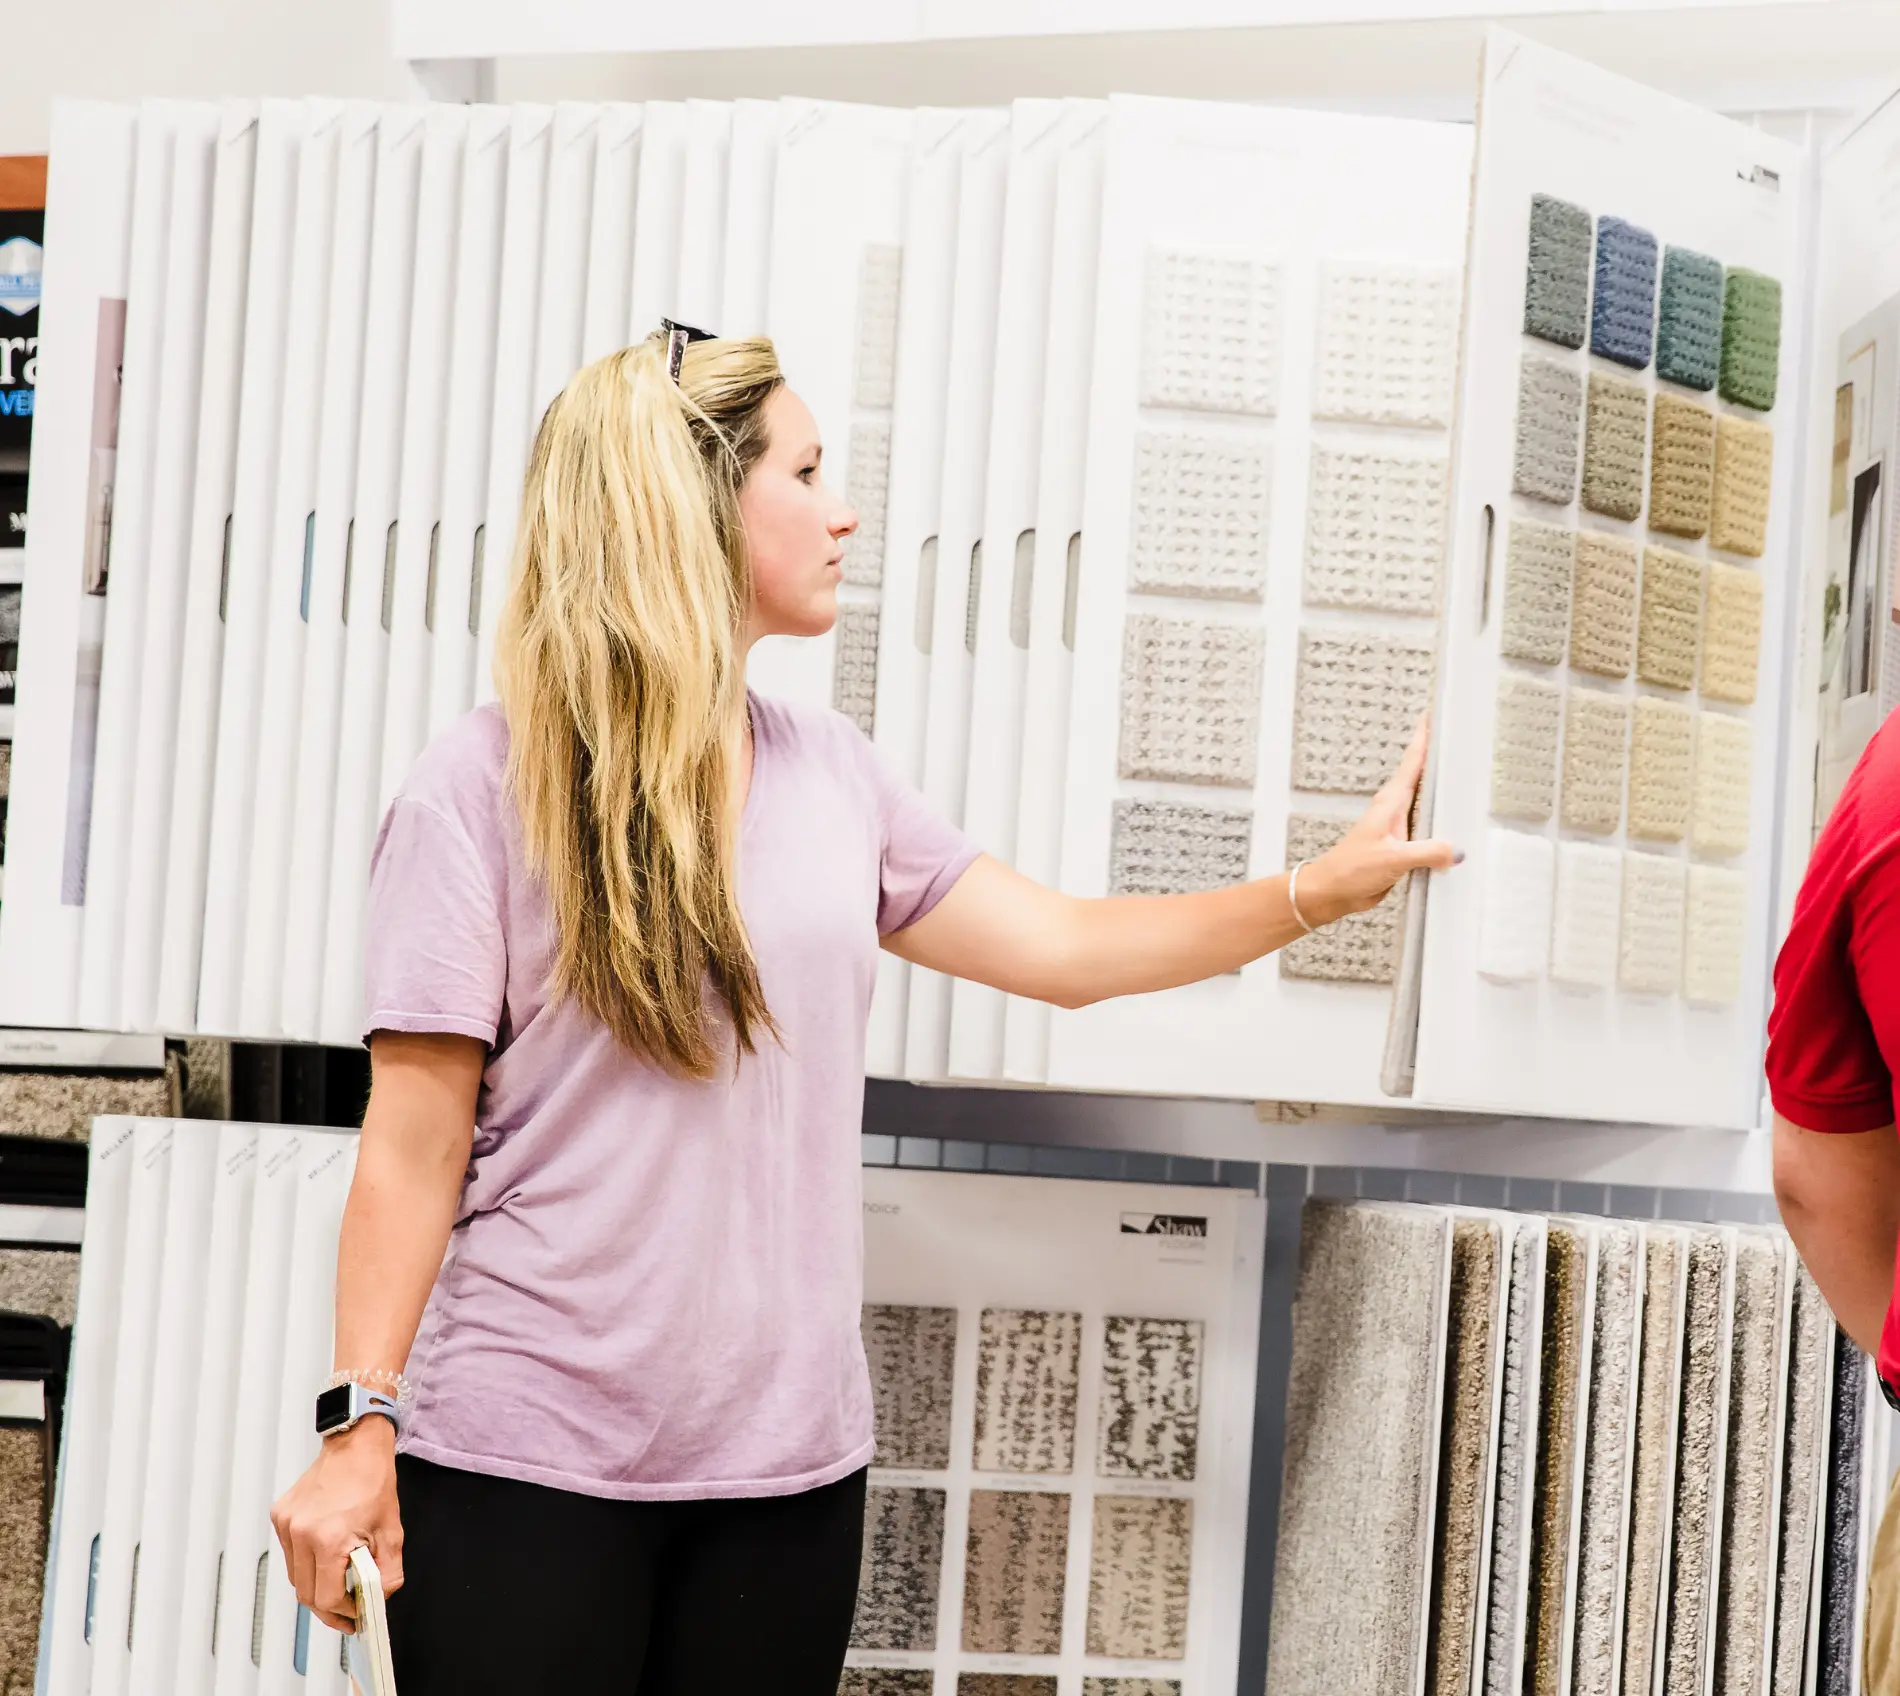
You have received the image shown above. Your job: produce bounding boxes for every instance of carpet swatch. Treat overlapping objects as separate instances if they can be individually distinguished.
[1290,630,1436,795]
[1624,1228,1688,1696]
[1501,521,1576,667]
[1572,1223,1641,1696]
[1281,813,1402,984]
[1619,852,1687,997]
[973,1309,1081,1475]
[1478,828,1555,983]
[1484,1223,1547,1696]
[1525,1222,1589,1696]
[0,1066,175,1140]
[1582,374,1650,522]
[844,419,892,588]
[1649,394,1716,540]
[1098,1316,1203,1482]
[1628,695,1696,843]
[856,243,903,410]
[1720,270,1782,413]
[1129,426,1271,602]
[1770,1264,1832,1696]
[1083,1684,1182,1696]
[1118,615,1265,788]
[0,1250,80,1329]
[1550,842,1623,990]
[961,1489,1070,1654]
[1591,216,1659,369]
[1691,713,1752,859]
[1637,546,1706,692]
[833,603,881,736]
[1109,799,1253,897]
[1570,532,1640,678]
[958,1679,1057,1696]
[1662,1230,1729,1696]
[1685,865,1748,1006]
[1270,1200,1451,1696]
[852,1486,947,1650]
[1304,445,1448,616]
[1312,261,1460,428]
[1710,416,1773,559]
[862,1304,958,1470]
[839,1671,934,1696]
[1657,248,1724,392]
[1087,1495,1193,1660]
[1514,358,1585,506]
[0,1422,54,1696]
[1139,246,1279,416]
[1561,687,1631,836]
[1491,673,1562,824]
[1818,1331,1866,1696]
[1525,194,1593,349]
[1701,563,1763,706]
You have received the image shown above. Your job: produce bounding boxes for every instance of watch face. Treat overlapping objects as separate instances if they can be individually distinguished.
[315,1385,353,1433]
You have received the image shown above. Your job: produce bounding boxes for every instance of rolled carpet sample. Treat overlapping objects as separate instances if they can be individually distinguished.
[1663,1229,1732,1696]
[1818,1331,1867,1696]
[1571,1223,1641,1696]
[1525,1221,1592,1696]
[1770,1263,1832,1696]
[1483,1221,1549,1696]
[1623,1227,1688,1696]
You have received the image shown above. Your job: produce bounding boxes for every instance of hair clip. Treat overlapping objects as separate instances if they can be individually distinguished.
[660,318,716,383]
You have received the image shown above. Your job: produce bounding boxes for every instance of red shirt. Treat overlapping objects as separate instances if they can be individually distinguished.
[1767,707,1900,1387]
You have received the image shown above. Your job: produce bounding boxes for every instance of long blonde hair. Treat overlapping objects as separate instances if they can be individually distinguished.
[494,334,784,1077]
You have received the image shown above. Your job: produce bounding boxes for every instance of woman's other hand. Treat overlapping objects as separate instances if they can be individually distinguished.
[271,1416,403,1634]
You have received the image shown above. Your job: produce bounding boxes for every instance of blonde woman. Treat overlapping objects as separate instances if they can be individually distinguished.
[272,331,1458,1692]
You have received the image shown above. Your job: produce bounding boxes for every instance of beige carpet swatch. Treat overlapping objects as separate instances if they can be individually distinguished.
[0,1424,52,1696]
[1637,546,1706,692]
[0,1067,176,1140]
[1569,532,1640,678]
[833,603,881,736]
[844,419,892,587]
[1663,1230,1731,1696]
[961,1489,1071,1654]
[1619,851,1687,997]
[0,1251,79,1328]
[1572,1223,1641,1696]
[855,244,903,409]
[1139,246,1280,416]
[862,1305,958,1470]
[1492,674,1562,824]
[852,1486,947,1650]
[1097,1316,1203,1482]
[1110,800,1254,898]
[1582,373,1650,522]
[1312,261,1460,428]
[1087,1495,1193,1660]
[1119,614,1266,787]
[1710,415,1773,559]
[1290,630,1436,796]
[1281,814,1402,983]
[840,1672,933,1696]
[957,1678,1058,1696]
[1485,1222,1549,1696]
[1701,564,1763,706]
[1691,713,1753,859]
[1685,865,1748,1006]
[1561,688,1631,836]
[1304,445,1448,615]
[1628,695,1696,843]
[1130,425,1272,602]
[1770,1264,1832,1696]
[1083,1683,1181,1696]
[1550,842,1623,990]
[1649,393,1717,540]
[1514,358,1585,506]
[1477,827,1555,983]
[1624,1228,1689,1696]
[1501,521,1576,666]
[1525,1222,1590,1696]
[973,1309,1081,1474]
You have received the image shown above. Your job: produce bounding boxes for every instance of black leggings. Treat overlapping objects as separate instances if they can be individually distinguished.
[387,1454,866,1693]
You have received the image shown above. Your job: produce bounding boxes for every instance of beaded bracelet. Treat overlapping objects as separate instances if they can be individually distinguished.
[325,1368,417,1419]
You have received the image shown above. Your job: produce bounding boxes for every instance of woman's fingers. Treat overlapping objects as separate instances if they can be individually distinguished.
[1393,836,1461,873]
[313,1538,358,1626]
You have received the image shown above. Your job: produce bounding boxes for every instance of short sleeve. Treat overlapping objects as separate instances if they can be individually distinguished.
[362,796,508,1046]
[850,733,980,936]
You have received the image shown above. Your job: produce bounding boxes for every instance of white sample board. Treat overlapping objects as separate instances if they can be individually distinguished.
[848,1166,1261,1695]
[677,100,734,328]
[580,103,642,366]
[751,98,912,710]
[1048,96,1472,1105]
[1407,32,1805,1129]
[720,98,780,336]
[628,100,687,332]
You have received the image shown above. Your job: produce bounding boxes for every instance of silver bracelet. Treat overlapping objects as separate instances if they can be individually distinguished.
[1287,860,1318,935]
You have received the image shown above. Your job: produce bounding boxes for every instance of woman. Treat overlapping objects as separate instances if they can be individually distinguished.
[272,331,1457,1692]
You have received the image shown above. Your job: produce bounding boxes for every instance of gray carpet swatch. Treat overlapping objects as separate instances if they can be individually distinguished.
[961,1488,1070,1654]
[1118,614,1266,788]
[1087,1495,1193,1660]
[862,1304,957,1470]
[1484,1221,1547,1696]
[973,1308,1081,1474]
[1623,1227,1688,1696]
[1109,799,1253,898]
[1083,1683,1182,1696]
[1770,1264,1831,1696]
[1572,1223,1640,1696]
[1097,1315,1202,1481]
[852,1486,947,1650]
[1280,813,1402,984]
[1525,194,1593,349]
[1663,1229,1731,1696]
[1818,1331,1866,1696]
[1289,629,1436,796]
[1526,1222,1590,1696]
[1513,358,1585,505]
[957,1678,1059,1696]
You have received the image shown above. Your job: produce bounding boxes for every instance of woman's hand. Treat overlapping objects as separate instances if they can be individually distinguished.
[270,1418,403,1634]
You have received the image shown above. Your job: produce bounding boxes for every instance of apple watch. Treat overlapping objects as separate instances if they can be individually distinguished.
[315,1381,403,1438]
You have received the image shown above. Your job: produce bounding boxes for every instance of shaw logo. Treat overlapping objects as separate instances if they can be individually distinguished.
[1120,1212,1208,1238]
[0,239,40,318]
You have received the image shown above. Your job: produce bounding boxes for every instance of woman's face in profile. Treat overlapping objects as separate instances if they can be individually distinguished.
[738,385,858,641]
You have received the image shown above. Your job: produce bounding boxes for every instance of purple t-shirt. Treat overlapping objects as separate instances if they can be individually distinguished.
[363,694,976,1499]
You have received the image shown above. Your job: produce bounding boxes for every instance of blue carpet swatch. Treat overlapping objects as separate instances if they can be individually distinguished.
[1590,217,1657,369]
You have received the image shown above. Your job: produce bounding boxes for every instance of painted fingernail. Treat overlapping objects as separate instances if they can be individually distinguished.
[1452,849,1466,866]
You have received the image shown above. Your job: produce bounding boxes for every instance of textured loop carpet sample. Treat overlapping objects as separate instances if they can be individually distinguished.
[0,1252,79,1329]
[1484,1223,1548,1696]
[1129,426,1271,601]
[1771,1266,1832,1696]
[852,1486,947,1650]
[1083,1683,1182,1696]
[863,1305,957,1470]
[1819,1332,1866,1696]
[1691,713,1752,859]
[1312,262,1460,428]
[1501,522,1576,667]
[961,1489,1071,1654]
[1087,1495,1193,1660]
[1281,814,1402,983]
[856,244,903,409]
[1656,248,1725,392]
[833,604,881,736]
[1290,631,1436,795]
[1623,1229,1689,1696]
[1491,674,1562,824]
[1572,1223,1641,1696]
[1270,1201,1452,1696]
[1637,547,1706,692]
[0,1254,74,1694]
[957,1678,1058,1696]
[1710,417,1774,559]
[1109,799,1253,897]
[1720,270,1782,412]
[1098,1316,1203,1481]
[1525,195,1593,349]
[1628,695,1696,843]
[973,1309,1081,1474]
[1514,359,1585,506]
[1701,564,1763,706]
[1561,688,1631,836]
[1525,1223,1590,1696]
[1478,828,1555,983]
[1591,216,1659,369]
[1582,375,1650,522]
[1550,842,1623,990]
[1663,1231,1730,1696]
[1685,865,1748,1006]
[1304,446,1448,615]
[844,420,892,588]
[1139,246,1280,416]
[1619,852,1687,997]
[1649,394,1717,540]
[1118,615,1265,787]
[840,1671,934,1696]
[1569,532,1640,678]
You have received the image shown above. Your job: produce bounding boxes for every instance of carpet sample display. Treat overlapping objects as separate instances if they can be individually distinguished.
[862,1304,958,1470]
[0,1425,53,1696]
[1524,1222,1589,1696]
[1619,852,1687,997]
[1561,687,1631,836]
[1569,532,1640,678]
[1656,247,1725,392]
[1098,1316,1203,1482]
[1281,814,1402,984]
[1501,521,1576,667]
[1710,416,1773,559]
[1690,713,1752,859]
[1701,563,1763,705]
[1118,615,1266,788]
[1582,374,1650,522]
[1663,1230,1729,1696]
[973,1308,1082,1475]
[1484,1224,1545,1696]
[1129,426,1272,601]
[855,244,904,410]
[0,1067,176,1141]
[844,419,892,587]
[1637,546,1706,692]
[1478,828,1555,983]
[1720,270,1782,412]
[1269,1200,1452,1696]
[1628,695,1696,843]
[1771,1265,1832,1696]
[1491,673,1562,824]
[1139,246,1280,416]
[1818,1332,1866,1696]
[1513,358,1585,506]
[1289,630,1436,795]
[1550,841,1623,990]
[852,1486,947,1651]
[958,1679,1058,1696]
[1572,1223,1640,1696]
[1591,216,1659,369]
[1109,799,1253,897]
[0,1252,79,1330]
[1649,393,1717,540]
[1083,1684,1182,1696]
[1684,866,1748,1006]
[1312,261,1460,428]
[840,1673,934,1696]
[1088,1495,1193,1660]
[1623,1229,1688,1696]
[1525,194,1593,349]
[1303,445,1448,616]
[961,1489,1071,1655]
[833,603,881,736]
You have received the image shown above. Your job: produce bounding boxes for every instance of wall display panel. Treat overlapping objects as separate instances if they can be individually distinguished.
[720,98,780,336]
[677,100,734,329]
[1046,97,1470,1104]
[627,100,688,334]
[579,103,642,366]
[1402,32,1805,1129]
